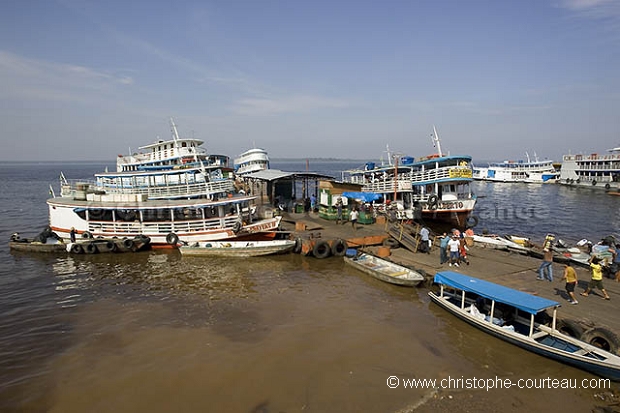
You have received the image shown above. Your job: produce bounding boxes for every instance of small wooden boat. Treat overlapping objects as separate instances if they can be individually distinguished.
[343,251,424,287]
[472,234,529,253]
[429,271,620,381]
[9,238,67,253]
[179,239,296,257]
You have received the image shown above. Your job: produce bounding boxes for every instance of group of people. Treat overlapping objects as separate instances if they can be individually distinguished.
[541,241,620,305]
[335,197,359,229]
[436,228,473,267]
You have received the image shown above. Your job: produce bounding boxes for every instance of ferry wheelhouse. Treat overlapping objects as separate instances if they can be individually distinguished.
[234,148,270,175]
[473,154,559,183]
[47,119,281,247]
[559,147,620,191]
[342,127,476,226]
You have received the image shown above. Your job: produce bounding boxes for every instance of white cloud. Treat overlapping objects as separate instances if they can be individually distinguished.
[555,0,620,20]
[0,50,134,102]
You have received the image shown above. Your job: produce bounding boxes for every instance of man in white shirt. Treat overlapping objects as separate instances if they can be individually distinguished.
[448,235,461,267]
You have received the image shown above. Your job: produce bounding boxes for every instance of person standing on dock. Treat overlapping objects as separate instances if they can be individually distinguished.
[335,197,343,225]
[448,235,460,267]
[581,257,611,300]
[439,233,450,264]
[537,248,554,282]
[419,226,430,254]
[561,262,579,304]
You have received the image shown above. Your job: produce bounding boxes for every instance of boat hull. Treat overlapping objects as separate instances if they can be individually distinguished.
[429,292,620,381]
[344,252,424,287]
[180,240,295,257]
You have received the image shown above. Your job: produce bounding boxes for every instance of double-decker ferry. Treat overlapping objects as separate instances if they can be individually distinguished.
[342,127,476,226]
[559,147,620,191]
[234,148,270,175]
[47,119,281,247]
[473,154,559,183]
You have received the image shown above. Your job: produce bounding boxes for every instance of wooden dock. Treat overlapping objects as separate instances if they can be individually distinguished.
[282,210,620,354]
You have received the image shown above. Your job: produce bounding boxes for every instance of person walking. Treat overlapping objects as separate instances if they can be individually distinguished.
[561,262,578,304]
[581,257,611,300]
[537,248,554,282]
[350,208,359,230]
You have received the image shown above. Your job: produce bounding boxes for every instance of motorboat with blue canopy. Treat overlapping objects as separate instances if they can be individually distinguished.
[434,271,560,315]
[429,271,620,381]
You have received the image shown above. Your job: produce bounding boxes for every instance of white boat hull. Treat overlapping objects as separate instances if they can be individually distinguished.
[180,239,295,257]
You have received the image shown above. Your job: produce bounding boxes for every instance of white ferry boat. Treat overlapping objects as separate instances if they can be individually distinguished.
[47,120,281,247]
[473,154,559,183]
[234,148,270,175]
[559,147,620,191]
[343,127,476,226]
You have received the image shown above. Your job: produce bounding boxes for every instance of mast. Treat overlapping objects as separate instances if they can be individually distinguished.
[432,125,443,157]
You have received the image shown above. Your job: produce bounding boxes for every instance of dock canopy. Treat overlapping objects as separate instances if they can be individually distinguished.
[341,191,382,202]
[434,271,560,315]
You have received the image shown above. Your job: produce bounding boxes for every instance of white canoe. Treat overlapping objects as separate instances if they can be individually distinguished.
[344,251,425,287]
[179,239,296,257]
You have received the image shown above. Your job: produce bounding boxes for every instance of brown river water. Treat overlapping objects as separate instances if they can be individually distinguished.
[1,162,619,412]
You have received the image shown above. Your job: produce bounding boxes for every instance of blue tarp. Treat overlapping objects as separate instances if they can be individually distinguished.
[341,192,382,202]
[434,271,559,315]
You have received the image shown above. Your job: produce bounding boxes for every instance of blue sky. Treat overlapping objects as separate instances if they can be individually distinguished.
[1,0,619,162]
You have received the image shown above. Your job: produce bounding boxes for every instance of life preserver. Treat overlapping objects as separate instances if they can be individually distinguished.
[556,319,584,340]
[71,243,83,254]
[465,215,479,228]
[582,327,620,354]
[592,180,597,186]
[166,233,179,245]
[293,237,302,254]
[427,194,439,209]
[331,239,348,256]
[85,242,97,254]
[312,240,331,259]
[232,221,242,233]
[82,231,93,239]
[605,183,611,190]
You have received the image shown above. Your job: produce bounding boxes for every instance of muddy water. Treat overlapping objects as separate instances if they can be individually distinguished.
[1,250,614,412]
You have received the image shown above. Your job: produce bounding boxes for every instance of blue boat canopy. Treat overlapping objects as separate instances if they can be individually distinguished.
[434,271,560,315]
[341,192,382,202]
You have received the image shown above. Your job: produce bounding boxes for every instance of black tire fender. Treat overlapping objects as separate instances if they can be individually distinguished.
[82,231,93,239]
[466,215,479,228]
[85,242,97,254]
[331,239,348,256]
[427,194,439,209]
[556,319,584,340]
[582,327,620,355]
[71,243,83,254]
[232,221,242,233]
[592,180,597,186]
[382,238,400,249]
[293,237,302,254]
[605,183,611,190]
[123,238,135,249]
[313,240,331,259]
[166,232,179,245]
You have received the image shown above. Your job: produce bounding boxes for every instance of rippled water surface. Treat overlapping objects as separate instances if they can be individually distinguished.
[0,161,617,412]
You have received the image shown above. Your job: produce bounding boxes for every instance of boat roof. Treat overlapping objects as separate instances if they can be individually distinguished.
[434,271,560,314]
[244,169,334,181]
[413,155,472,166]
[138,137,204,150]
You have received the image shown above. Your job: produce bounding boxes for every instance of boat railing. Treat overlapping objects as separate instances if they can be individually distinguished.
[102,180,235,200]
[362,178,413,193]
[61,179,235,200]
[86,215,240,236]
[411,165,472,183]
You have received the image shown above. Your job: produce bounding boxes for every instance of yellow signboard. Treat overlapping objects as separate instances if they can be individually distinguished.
[449,168,473,178]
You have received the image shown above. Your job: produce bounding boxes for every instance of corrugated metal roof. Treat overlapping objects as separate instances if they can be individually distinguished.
[244,169,334,181]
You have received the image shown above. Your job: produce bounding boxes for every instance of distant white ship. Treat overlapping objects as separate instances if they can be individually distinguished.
[473,153,558,183]
[234,148,270,175]
[559,147,620,191]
